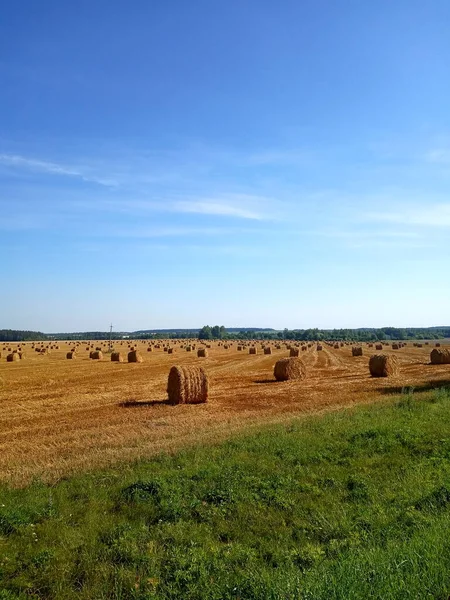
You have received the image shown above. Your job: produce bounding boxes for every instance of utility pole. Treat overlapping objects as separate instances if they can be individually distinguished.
[109,323,113,352]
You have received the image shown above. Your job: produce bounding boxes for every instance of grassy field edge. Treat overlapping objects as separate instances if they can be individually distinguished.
[1,386,450,599]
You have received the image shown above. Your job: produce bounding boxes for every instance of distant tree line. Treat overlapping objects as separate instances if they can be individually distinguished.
[0,329,48,342]
[197,326,450,342]
[1,326,449,343]
[198,325,227,340]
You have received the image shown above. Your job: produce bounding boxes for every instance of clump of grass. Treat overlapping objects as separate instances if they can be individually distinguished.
[0,388,450,599]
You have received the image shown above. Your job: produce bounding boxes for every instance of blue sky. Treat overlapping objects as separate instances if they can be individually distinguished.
[1,0,449,332]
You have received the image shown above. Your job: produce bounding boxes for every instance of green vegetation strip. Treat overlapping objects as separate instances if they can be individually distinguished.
[1,388,450,599]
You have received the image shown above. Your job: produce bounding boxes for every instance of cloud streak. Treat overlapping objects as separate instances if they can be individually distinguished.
[0,153,116,187]
[366,203,450,227]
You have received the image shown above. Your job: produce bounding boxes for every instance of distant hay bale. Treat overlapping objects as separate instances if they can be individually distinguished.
[197,348,208,358]
[316,345,323,351]
[111,352,124,362]
[90,351,103,360]
[289,348,299,357]
[249,347,257,355]
[6,353,19,362]
[334,344,339,349]
[186,346,192,352]
[264,347,272,355]
[375,344,383,350]
[167,365,209,405]
[147,347,153,352]
[274,357,307,382]
[435,343,441,347]
[302,346,307,351]
[237,346,243,351]
[128,350,143,363]
[392,343,399,350]
[167,348,175,354]
[40,348,49,355]
[430,348,450,365]
[18,352,25,359]
[352,347,363,357]
[417,343,423,348]
[66,352,76,359]
[369,354,399,378]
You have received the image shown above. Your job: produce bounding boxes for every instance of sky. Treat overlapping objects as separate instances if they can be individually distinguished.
[1,0,449,332]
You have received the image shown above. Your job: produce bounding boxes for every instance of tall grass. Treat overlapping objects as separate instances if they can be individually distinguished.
[1,388,450,599]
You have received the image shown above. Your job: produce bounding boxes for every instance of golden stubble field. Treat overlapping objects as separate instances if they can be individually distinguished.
[1,339,449,487]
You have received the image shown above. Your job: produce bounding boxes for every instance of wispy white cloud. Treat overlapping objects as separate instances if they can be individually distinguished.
[73,193,275,221]
[366,203,450,227]
[313,229,421,240]
[425,148,450,165]
[94,225,246,239]
[0,153,117,187]
[245,149,311,167]
[172,198,265,220]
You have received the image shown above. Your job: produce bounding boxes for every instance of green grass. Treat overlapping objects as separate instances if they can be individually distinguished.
[1,387,450,599]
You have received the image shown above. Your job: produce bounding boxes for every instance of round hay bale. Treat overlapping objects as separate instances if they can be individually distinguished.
[289,348,299,357]
[185,346,192,352]
[7,353,20,362]
[352,347,363,357]
[430,348,450,365]
[392,343,399,350]
[274,357,307,382]
[167,365,209,405]
[128,350,143,363]
[90,351,103,360]
[237,346,243,351]
[147,347,153,352]
[249,347,257,355]
[435,343,441,347]
[66,352,76,359]
[375,344,383,350]
[197,348,208,358]
[369,354,399,377]
[264,347,272,355]
[316,345,323,351]
[18,352,25,359]
[111,352,124,363]
[167,348,175,354]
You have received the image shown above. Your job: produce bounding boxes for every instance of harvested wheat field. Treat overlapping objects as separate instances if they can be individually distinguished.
[1,339,449,486]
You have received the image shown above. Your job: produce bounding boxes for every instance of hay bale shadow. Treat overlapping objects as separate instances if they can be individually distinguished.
[254,379,278,384]
[119,399,171,408]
